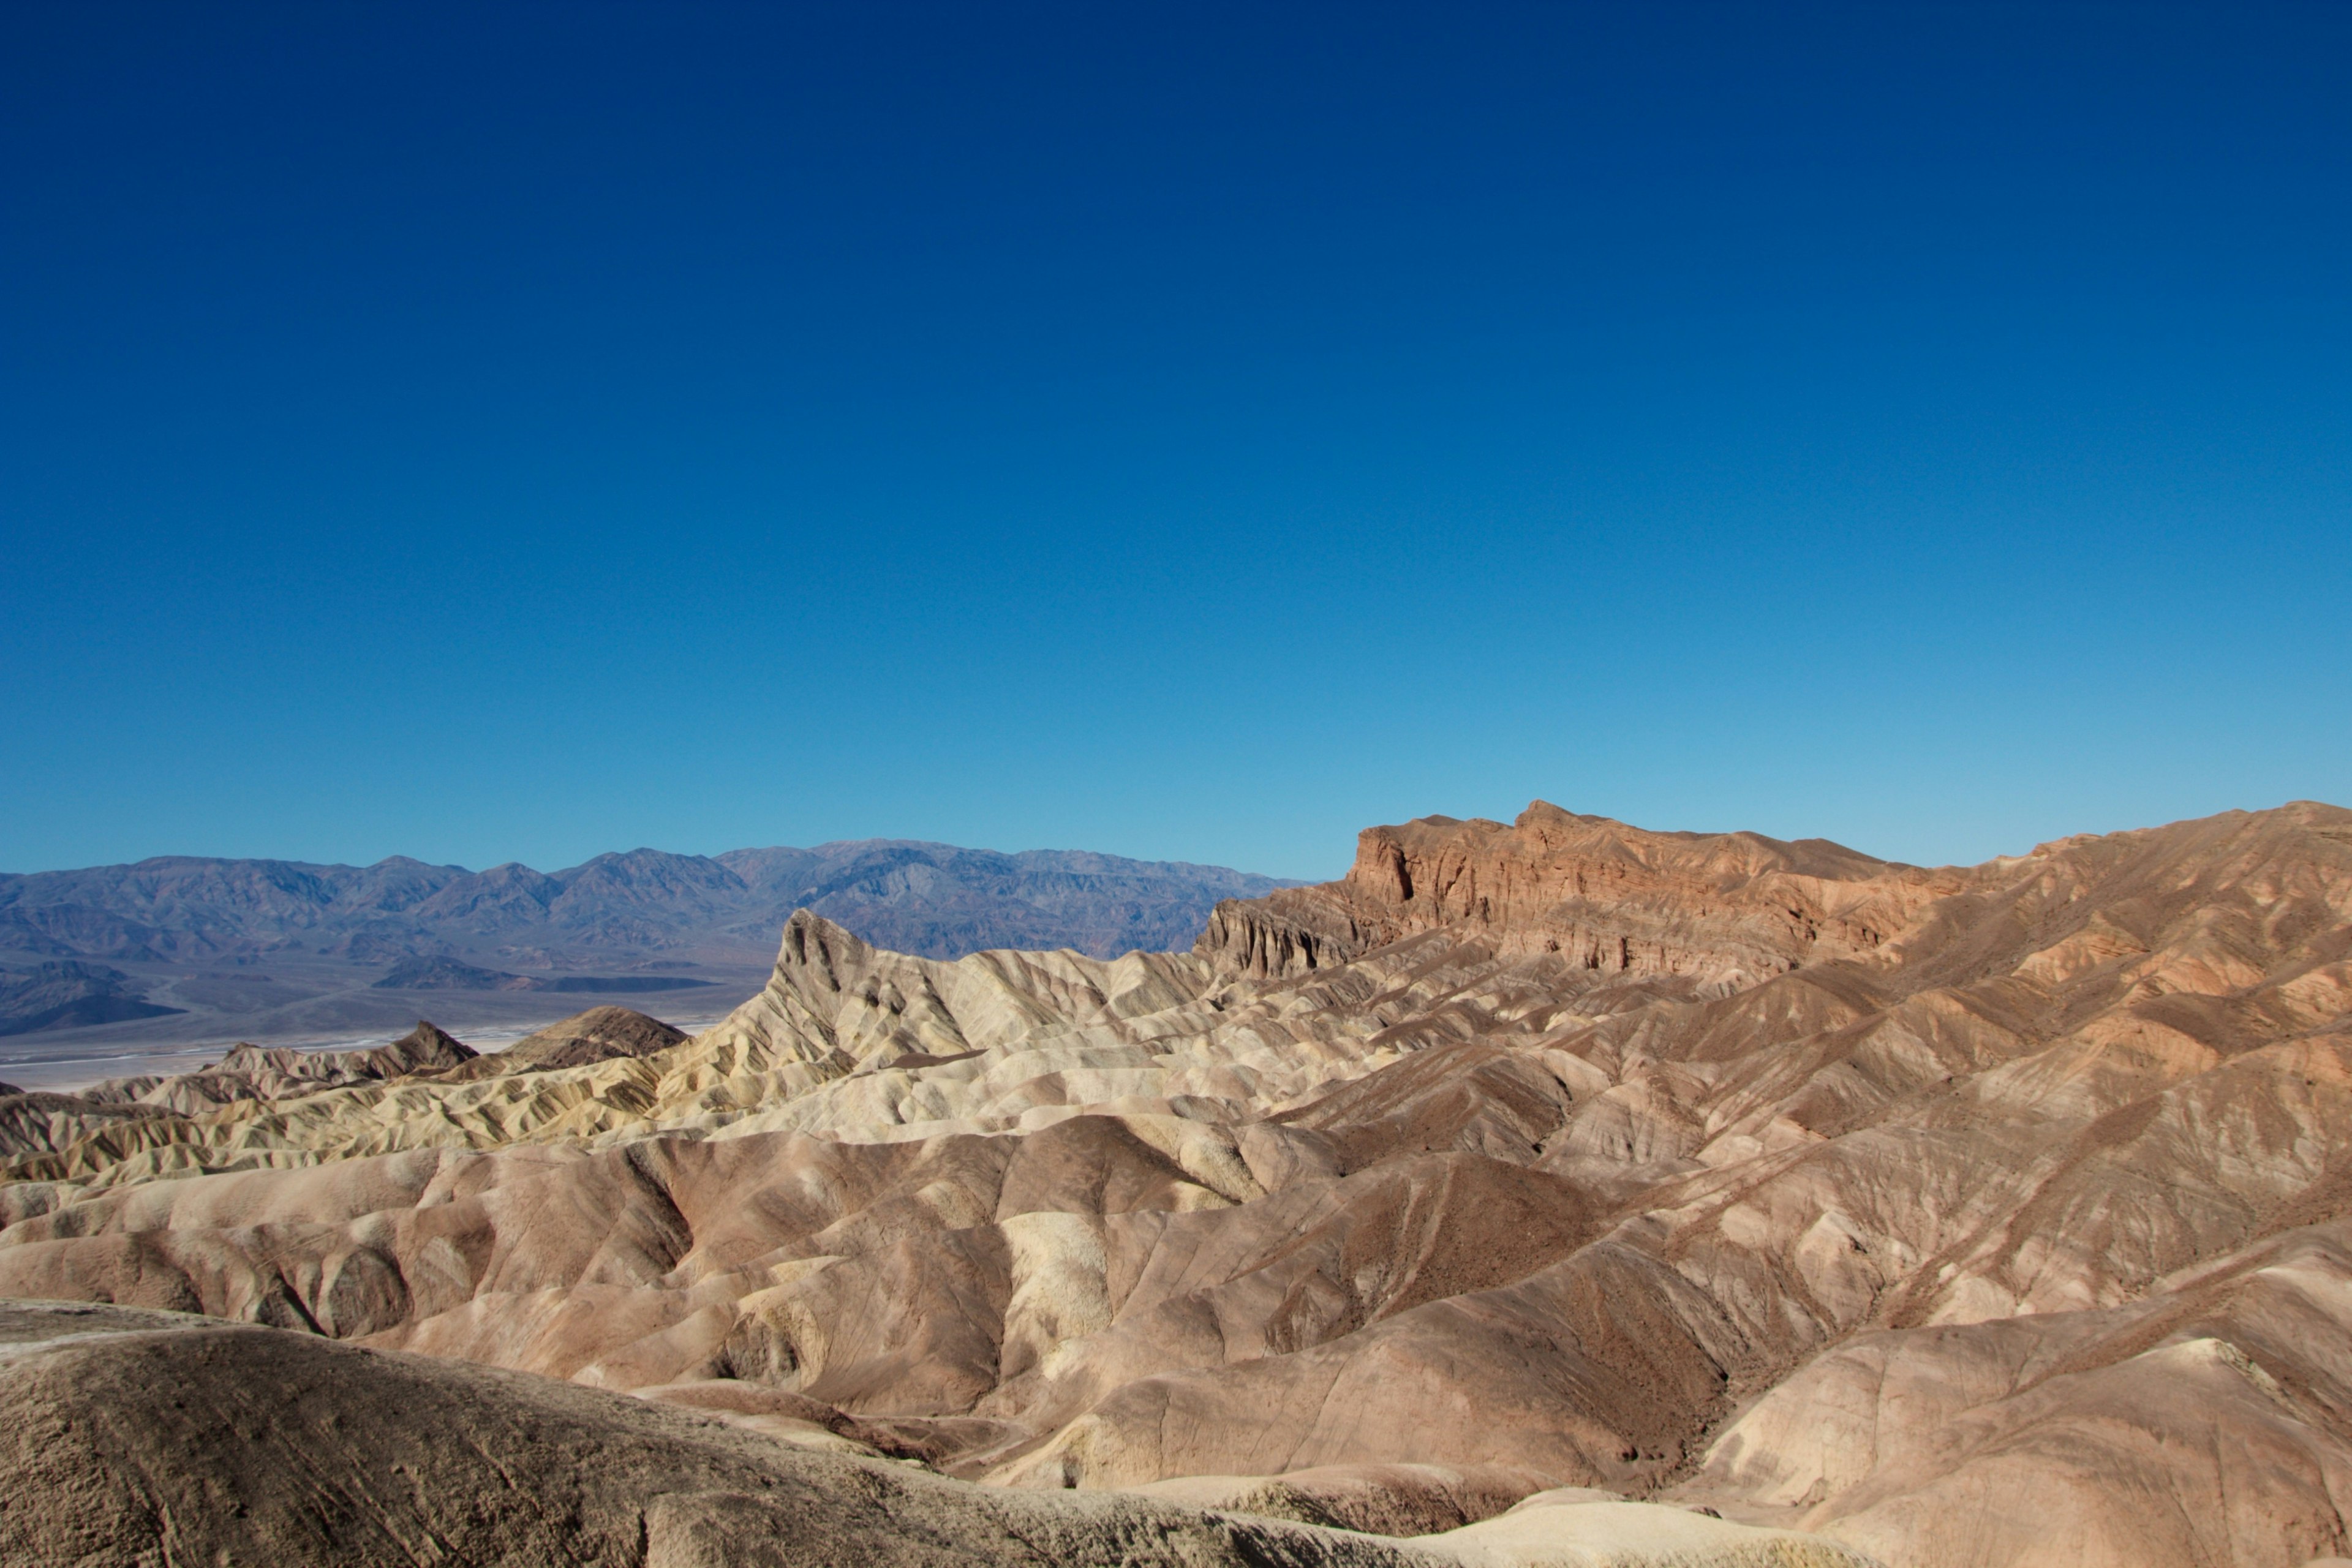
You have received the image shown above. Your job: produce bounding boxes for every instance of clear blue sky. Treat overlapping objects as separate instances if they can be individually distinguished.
[3,2,2346,880]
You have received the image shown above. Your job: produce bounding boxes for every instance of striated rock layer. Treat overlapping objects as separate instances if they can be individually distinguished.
[4,799,2352,1568]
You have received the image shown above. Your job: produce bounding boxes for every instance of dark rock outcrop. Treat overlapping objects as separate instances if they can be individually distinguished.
[0,960,182,1035]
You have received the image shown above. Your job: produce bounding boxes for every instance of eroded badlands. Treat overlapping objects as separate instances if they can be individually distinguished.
[6,799,2352,1568]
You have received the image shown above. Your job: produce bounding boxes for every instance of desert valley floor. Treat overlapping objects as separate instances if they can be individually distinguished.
[6,801,2352,1568]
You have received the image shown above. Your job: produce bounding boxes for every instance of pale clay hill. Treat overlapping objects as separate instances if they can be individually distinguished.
[2,800,2351,1567]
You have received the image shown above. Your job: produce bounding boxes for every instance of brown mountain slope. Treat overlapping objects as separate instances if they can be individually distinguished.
[2,800,2350,1568]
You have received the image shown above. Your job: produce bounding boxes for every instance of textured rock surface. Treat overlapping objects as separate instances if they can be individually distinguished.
[1194,803,1944,985]
[430,1004,690,1082]
[0,1020,475,1168]
[4,799,2352,1568]
[0,1298,1871,1568]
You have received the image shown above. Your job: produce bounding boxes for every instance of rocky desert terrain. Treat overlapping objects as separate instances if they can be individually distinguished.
[5,798,2351,1567]
[0,838,1295,1088]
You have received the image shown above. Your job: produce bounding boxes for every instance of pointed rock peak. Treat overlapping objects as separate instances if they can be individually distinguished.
[211,1042,271,1072]
[778,907,873,966]
[379,1020,477,1071]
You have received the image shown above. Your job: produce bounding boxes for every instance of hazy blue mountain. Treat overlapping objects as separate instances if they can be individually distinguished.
[0,840,1300,967]
[0,961,184,1037]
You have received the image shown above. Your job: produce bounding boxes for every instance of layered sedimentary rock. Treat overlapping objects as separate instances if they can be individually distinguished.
[1197,802,1951,984]
[2,799,2351,1568]
[0,1020,473,1172]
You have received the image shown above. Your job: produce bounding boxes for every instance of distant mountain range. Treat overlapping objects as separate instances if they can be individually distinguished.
[0,840,1301,972]
[0,840,1301,1054]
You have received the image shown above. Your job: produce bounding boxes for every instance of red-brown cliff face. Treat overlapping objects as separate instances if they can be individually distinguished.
[1200,801,1961,989]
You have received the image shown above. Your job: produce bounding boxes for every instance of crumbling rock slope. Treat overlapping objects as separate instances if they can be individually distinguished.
[0,1298,1868,1568]
[4,799,2352,1568]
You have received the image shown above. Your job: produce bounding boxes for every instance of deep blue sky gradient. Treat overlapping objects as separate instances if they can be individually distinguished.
[4,2,2347,878]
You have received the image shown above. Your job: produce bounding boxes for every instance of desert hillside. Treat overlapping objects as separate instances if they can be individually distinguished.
[0,839,1298,1082]
[5,799,2351,1568]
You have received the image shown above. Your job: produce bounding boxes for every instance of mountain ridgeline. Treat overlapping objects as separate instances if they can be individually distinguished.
[0,840,1303,968]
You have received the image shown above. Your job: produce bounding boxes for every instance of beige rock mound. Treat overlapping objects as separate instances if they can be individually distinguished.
[82,1019,477,1111]
[0,1019,477,1174]
[0,1085,175,1164]
[1444,1489,1873,1568]
[0,1298,1872,1568]
[1129,1464,1566,1535]
[1683,1216,2352,1567]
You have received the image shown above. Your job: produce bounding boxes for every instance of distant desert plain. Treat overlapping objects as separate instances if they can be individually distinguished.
[6,800,2352,1568]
